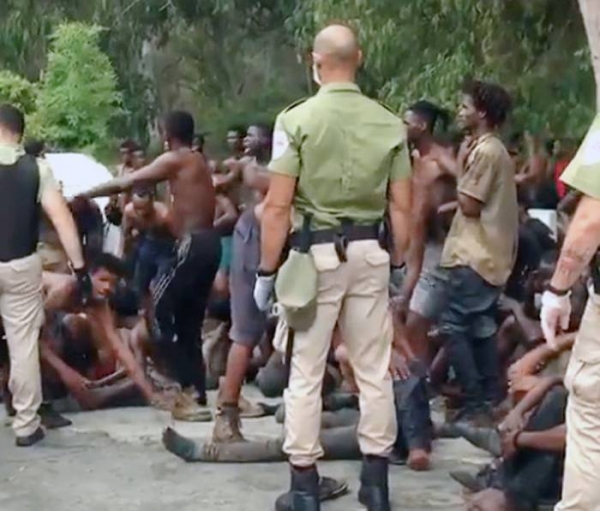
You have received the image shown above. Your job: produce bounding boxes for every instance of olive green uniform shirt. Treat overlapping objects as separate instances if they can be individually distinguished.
[268,82,411,230]
[440,133,518,287]
[0,143,58,201]
[560,112,600,200]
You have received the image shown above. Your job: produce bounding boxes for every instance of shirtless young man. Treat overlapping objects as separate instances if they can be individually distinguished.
[211,124,275,442]
[40,253,163,410]
[121,187,174,303]
[82,111,221,415]
[388,101,457,469]
[397,100,457,350]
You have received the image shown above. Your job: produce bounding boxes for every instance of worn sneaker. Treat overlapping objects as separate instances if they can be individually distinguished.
[238,394,266,419]
[172,393,212,422]
[212,405,245,443]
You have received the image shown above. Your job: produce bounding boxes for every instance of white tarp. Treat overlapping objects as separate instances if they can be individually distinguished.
[45,153,122,255]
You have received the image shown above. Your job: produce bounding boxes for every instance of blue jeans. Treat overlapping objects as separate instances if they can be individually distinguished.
[393,361,433,453]
[439,266,501,410]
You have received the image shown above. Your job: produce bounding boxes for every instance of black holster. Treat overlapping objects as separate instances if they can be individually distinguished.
[591,252,600,295]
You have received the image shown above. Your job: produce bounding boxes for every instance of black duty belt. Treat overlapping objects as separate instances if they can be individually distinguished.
[290,224,379,246]
[289,221,380,262]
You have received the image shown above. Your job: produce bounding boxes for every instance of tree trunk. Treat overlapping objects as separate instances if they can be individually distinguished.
[579,0,600,109]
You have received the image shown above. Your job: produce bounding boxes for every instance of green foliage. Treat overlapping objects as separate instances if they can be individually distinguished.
[0,71,37,113]
[35,22,122,152]
[0,0,596,156]
[290,0,595,138]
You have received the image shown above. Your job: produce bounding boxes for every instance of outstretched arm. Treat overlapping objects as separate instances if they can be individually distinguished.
[84,153,176,199]
[87,304,155,402]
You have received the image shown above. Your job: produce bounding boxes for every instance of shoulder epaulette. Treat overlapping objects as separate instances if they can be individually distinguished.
[377,100,399,116]
[282,97,309,113]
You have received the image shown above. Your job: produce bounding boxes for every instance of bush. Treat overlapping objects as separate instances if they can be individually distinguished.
[36,22,122,152]
[0,71,37,113]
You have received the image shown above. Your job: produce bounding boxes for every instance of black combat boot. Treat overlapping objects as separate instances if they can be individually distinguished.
[275,465,320,511]
[358,455,391,511]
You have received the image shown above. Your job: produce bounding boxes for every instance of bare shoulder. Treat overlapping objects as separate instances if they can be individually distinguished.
[123,202,135,216]
[42,272,75,310]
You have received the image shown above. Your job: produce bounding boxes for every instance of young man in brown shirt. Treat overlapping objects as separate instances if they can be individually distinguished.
[439,80,518,424]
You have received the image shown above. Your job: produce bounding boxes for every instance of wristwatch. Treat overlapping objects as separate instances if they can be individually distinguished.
[545,284,570,297]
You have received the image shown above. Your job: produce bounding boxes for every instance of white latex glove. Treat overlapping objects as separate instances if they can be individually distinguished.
[540,290,572,351]
[253,274,276,312]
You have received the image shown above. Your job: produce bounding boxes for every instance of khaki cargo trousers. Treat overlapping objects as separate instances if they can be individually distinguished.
[556,292,600,510]
[0,254,44,438]
[283,240,397,467]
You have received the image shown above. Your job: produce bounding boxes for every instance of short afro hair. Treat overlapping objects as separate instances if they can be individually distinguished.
[164,111,195,146]
[88,251,128,279]
[408,100,450,133]
[461,80,512,128]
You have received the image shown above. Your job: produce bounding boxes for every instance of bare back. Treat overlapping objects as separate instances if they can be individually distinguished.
[167,149,216,237]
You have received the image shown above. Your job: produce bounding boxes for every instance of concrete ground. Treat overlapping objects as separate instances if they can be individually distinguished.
[0,387,490,511]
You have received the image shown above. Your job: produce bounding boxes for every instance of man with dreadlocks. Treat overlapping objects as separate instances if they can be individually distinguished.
[439,80,518,426]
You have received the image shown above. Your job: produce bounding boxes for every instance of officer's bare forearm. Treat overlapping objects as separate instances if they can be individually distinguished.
[84,176,132,199]
[388,179,412,265]
[260,204,290,272]
[42,188,85,269]
[400,192,428,300]
[389,208,410,266]
[551,195,600,290]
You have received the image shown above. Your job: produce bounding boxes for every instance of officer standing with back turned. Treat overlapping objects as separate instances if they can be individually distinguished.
[0,104,90,447]
[253,25,412,511]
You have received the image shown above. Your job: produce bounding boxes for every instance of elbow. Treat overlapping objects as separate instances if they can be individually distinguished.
[459,203,481,218]
[262,203,290,227]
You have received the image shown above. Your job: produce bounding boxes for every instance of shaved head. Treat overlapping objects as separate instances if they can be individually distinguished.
[313,24,359,62]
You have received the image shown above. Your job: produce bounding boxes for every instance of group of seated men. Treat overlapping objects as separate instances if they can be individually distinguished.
[0,109,585,511]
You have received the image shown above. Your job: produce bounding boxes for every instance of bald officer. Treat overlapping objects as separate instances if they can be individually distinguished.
[254,25,412,511]
[540,113,600,510]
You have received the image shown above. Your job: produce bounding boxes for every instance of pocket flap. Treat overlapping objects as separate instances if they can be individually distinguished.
[364,250,390,267]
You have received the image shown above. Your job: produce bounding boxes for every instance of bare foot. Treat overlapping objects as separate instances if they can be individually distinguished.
[407,449,431,471]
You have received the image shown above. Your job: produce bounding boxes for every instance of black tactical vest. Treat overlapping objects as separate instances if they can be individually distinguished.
[0,155,41,262]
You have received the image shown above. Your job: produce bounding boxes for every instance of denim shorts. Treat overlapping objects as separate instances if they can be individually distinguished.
[410,267,450,321]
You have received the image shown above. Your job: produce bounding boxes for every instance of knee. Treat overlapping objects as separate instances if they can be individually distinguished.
[257,365,286,398]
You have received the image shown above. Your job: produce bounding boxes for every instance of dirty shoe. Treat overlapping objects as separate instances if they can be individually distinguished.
[172,392,212,422]
[212,404,245,443]
[238,394,265,419]
[216,377,264,419]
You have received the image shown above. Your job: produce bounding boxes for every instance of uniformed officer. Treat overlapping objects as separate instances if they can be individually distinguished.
[253,25,412,511]
[540,112,600,510]
[0,104,90,446]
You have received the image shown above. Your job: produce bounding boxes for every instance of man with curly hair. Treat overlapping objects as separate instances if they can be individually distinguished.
[439,80,518,425]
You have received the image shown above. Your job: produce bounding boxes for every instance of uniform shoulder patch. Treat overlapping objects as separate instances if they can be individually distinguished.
[282,97,309,113]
